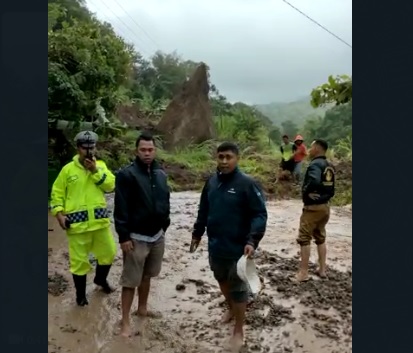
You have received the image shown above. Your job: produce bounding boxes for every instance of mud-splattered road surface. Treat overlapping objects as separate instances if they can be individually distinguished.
[48,192,352,353]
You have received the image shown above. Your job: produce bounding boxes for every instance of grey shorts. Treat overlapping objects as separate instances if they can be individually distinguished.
[209,256,249,303]
[120,237,165,288]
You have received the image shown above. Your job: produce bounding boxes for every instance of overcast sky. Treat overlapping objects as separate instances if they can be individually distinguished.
[86,0,352,104]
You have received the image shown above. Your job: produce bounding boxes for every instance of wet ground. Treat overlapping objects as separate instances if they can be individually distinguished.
[48,192,352,353]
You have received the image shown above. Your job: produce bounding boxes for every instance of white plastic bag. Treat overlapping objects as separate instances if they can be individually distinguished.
[236,255,261,295]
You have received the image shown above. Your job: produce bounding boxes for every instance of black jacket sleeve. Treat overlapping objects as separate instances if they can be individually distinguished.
[245,181,268,249]
[192,180,209,238]
[163,181,171,232]
[302,162,323,195]
[114,171,131,244]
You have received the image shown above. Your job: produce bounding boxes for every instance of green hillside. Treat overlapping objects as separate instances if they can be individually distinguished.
[255,97,331,127]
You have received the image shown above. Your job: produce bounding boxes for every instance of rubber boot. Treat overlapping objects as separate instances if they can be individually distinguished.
[72,274,88,306]
[93,264,115,294]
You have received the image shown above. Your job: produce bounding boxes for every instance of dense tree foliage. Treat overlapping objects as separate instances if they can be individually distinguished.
[48,0,136,124]
[132,51,203,102]
[302,102,352,153]
[310,75,352,108]
[48,0,351,154]
[48,0,276,145]
[308,75,352,156]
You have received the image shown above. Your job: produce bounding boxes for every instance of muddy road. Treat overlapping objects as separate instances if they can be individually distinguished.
[48,192,352,353]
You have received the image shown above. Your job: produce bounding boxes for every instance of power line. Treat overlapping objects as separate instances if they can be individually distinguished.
[88,1,132,46]
[112,0,160,51]
[88,0,160,55]
[97,0,153,56]
[281,0,352,49]
[100,0,152,55]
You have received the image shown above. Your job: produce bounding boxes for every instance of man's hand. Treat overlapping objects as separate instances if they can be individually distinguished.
[84,158,97,173]
[244,244,255,258]
[308,193,320,200]
[190,237,201,253]
[56,213,67,230]
[120,240,134,253]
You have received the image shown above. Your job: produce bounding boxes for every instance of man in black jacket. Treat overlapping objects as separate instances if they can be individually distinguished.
[297,139,335,282]
[114,132,170,337]
[191,142,268,348]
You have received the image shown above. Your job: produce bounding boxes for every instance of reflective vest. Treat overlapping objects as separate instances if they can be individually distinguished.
[281,142,294,160]
[50,155,115,235]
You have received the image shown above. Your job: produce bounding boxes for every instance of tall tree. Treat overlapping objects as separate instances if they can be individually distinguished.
[48,2,136,123]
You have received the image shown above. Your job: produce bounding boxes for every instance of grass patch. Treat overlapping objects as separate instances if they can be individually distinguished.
[95,137,352,206]
[158,142,216,171]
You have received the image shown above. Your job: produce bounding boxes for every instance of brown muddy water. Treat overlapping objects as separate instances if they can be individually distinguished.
[48,192,352,353]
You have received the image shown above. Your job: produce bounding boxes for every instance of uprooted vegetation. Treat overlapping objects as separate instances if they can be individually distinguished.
[96,129,352,206]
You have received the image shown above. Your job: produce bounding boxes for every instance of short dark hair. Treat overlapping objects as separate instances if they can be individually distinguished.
[217,141,239,155]
[136,131,155,147]
[282,134,289,139]
[313,139,328,151]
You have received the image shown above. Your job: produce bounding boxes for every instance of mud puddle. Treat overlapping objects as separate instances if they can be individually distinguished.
[48,192,352,353]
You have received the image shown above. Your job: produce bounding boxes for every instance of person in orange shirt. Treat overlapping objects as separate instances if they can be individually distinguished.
[293,135,308,184]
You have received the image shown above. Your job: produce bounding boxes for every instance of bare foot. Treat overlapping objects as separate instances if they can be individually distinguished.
[119,321,132,338]
[229,333,244,352]
[133,308,162,318]
[221,310,234,323]
[316,270,327,278]
[296,271,310,282]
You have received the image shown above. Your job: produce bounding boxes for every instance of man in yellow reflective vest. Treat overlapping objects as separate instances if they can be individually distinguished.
[50,131,117,306]
[279,134,297,175]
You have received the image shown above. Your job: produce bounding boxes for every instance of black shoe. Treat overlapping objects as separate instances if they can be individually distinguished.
[72,274,89,306]
[93,264,115,294]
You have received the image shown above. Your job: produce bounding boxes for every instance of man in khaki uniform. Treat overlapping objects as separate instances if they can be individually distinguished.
[296,139,335,282]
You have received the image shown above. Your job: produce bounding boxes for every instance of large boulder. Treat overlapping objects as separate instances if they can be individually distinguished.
[156,63,216,150]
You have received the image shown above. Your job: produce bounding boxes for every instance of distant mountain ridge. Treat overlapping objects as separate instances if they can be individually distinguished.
[255,97,330,127]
